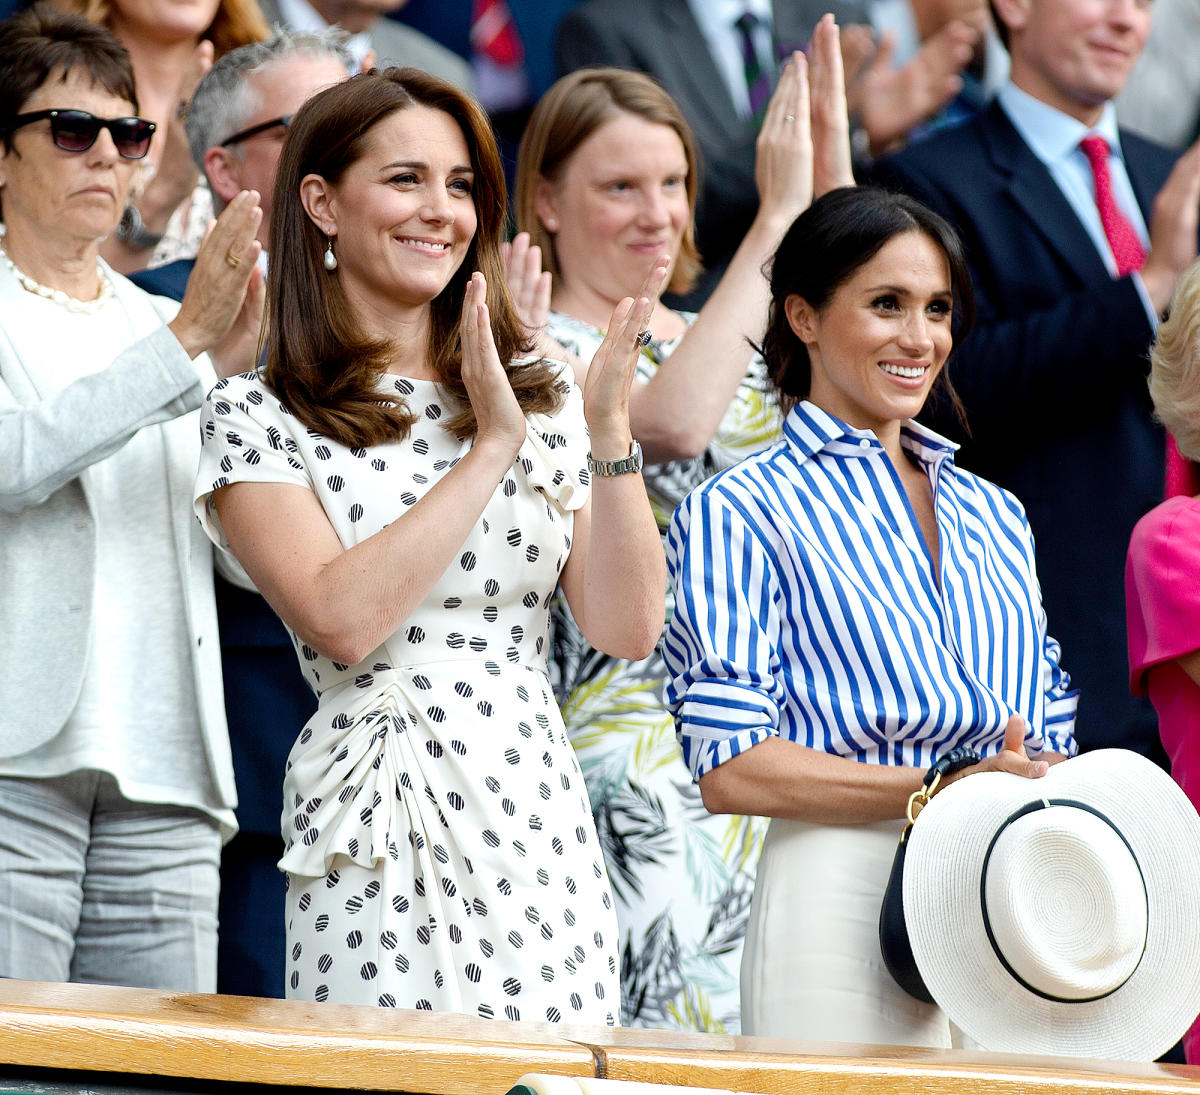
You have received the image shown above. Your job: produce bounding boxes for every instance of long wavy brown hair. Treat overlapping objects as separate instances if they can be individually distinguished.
[266,68,561,449]
[52,0,268,58]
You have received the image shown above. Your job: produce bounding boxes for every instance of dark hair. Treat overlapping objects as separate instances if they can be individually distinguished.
[761,186,976,418]
[0,2,138,156]
[515,66,702,297]
[266,68,562,449]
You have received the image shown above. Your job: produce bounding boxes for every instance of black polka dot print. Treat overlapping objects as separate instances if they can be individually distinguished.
[196,369,616,1023]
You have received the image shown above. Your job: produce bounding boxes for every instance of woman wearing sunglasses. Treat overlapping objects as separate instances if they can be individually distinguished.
[56,0,269,273]
[0,4,261,992]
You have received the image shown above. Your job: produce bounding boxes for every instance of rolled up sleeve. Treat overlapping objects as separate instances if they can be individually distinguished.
[663,486,784,781]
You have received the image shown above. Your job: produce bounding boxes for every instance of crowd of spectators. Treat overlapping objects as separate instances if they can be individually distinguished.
[2,0,1200,1067]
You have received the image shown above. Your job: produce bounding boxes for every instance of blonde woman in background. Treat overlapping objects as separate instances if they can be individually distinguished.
[55,0,268,272]
[511,15,853,1032]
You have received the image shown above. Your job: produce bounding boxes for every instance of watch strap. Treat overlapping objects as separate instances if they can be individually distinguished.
[587,439,643,478]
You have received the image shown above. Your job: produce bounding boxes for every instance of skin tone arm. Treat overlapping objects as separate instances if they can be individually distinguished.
[1138,137,1200,315]
[213,274,662,666]
[558,293,667,659]
[509,17,854,465]
[625,20,852,462]
[698,713,1054,824]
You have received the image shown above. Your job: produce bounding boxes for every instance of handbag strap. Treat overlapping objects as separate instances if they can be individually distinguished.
[904,744,981,827]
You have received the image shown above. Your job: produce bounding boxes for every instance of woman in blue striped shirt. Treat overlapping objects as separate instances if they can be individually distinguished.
[662,187,1079,1049]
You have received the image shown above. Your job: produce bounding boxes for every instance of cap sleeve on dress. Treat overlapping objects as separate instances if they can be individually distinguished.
[517,360,591,513]
[193,372,313,552]
[1126,498,1200,692]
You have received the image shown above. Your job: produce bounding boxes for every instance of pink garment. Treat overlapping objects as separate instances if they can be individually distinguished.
[1125,494,1200,1064]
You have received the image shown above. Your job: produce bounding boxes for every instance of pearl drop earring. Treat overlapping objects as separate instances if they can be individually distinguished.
[323,236,337,271]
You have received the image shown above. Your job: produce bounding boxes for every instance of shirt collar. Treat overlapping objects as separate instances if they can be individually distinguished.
[783,401,959,466]
[997,81,1123,167]
[277,0,371,65]
[687,0,773,40]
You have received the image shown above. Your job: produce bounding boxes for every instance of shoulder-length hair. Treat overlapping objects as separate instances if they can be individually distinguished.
[54,0,268,59]
[0,3,137,155]
[267,67,559,449]
[1150,257,1200,462]
[515,66,702,298]
[761,186,976,419]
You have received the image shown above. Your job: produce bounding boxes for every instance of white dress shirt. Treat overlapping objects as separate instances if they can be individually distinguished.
[687,0,775,119]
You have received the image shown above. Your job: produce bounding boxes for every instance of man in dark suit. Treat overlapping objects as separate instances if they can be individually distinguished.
[871,0,1200,759]
[133,31,352,998]
[556,0,977,304]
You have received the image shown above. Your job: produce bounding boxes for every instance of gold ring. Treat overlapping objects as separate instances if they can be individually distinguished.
[224,251,241,268]
[636,331,652,346]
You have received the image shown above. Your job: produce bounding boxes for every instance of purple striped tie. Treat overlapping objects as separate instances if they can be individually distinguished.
[736,11,772,121]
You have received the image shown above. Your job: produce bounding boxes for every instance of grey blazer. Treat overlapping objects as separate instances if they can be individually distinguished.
[0,269,237,818]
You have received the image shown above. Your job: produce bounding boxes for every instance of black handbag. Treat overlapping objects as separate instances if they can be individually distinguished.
[878,745,981,1004]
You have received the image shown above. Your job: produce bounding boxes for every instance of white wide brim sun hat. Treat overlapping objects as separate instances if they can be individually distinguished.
[903,748,1200,1060]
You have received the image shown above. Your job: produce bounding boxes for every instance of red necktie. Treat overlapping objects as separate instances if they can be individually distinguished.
[1080,134,1200,497]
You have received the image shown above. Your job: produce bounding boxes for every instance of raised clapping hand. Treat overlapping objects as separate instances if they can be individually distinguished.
[755,48,815,227]
[1140,136,1200,315]
[809,14,855,196]
[501,231,553,339]
[168,189,262,369]
[460,271,528,461]
[582,257,668,438]
[754,16,853,240]
[852,20,977,156]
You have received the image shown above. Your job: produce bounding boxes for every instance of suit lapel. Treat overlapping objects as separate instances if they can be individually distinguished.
[656,0,742,138]
[1121,131,1167,222]
[981,102,1112,285]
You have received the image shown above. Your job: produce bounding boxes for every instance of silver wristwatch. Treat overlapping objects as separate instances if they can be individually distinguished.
[115,204,163,250]
[587,439,643,477]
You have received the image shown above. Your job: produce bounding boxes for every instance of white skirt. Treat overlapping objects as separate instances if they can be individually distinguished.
[741,816,973,1048]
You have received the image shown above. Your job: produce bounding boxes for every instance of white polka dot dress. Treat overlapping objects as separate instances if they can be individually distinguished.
[194,367,619,1023]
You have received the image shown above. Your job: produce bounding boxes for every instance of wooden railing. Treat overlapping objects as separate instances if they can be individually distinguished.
[0,979,1198,1095]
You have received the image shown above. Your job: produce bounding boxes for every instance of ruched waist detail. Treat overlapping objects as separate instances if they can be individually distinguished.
[279,659,563,879]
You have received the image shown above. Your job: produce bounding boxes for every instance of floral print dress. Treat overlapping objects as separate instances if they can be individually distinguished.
[547,310,780,1032]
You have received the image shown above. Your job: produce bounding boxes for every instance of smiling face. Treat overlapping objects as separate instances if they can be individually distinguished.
[1001,0,1150,124]
[302,103,477,329]
[0,66,138,249]
[537,110,689,320]
[787,230,954,443]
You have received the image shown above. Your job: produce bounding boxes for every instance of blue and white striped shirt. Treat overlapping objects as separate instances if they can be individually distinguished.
[663,402,1078,782]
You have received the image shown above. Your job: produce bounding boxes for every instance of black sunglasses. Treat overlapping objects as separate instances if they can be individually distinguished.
[220,114,292,148]
[7,108,155,159]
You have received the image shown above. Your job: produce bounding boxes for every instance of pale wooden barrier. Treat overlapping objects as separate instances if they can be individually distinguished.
[0,979,1198,1095]
[579,1025,1200,1095]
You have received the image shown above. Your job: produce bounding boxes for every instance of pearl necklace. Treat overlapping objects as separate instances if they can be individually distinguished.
[0,233,114,314]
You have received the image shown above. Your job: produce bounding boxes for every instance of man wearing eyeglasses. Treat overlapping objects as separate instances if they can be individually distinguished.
[132,28,352,1000]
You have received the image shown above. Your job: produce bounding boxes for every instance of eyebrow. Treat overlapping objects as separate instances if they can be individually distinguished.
[382,159,475,174]
[865,283,952,297]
